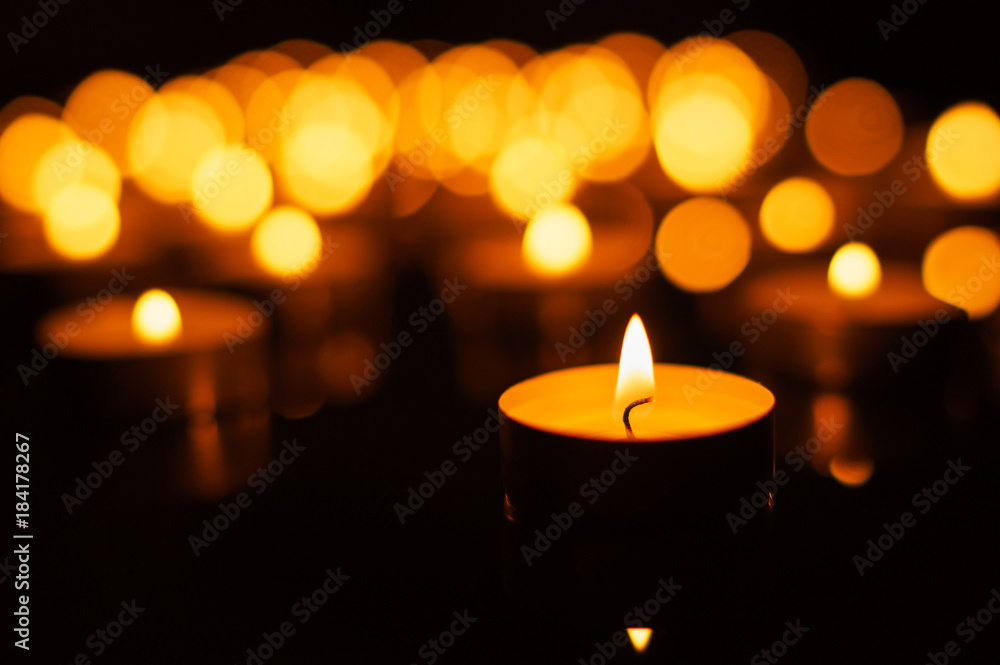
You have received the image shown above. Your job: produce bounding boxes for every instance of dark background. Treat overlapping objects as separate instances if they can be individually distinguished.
[2,0,1000,663]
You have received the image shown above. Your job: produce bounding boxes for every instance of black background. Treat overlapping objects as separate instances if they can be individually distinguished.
[2,0,1000,663]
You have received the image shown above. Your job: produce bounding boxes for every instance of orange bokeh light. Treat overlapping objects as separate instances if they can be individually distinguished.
[759,177,835,253]
[655,197,752,292]
[63,70,157,176]
[922,226,1000,319]
[926,102,1000,201]
[805,78,903,176]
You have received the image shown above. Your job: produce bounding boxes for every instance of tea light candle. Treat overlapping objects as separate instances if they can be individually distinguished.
[714,248,965,388]
[498,315,775,626]
[434,182,658,401]
[36,288,270,498]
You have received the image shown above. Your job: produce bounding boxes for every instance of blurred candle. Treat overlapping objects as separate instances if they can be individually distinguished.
[36,288,270,498]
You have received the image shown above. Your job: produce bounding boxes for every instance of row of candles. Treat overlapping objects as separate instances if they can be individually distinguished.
[4,30,1000,646]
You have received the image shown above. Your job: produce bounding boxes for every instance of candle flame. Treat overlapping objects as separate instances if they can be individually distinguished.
[627,627,652,653]
[132,289,182,344]
[521,203,592,276]
[828,242,881,299]
[613,314,656,429]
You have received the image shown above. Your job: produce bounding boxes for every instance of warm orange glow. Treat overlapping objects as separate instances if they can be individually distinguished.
[655,197,752,292]
[648,38,771,192]
[132,289,182,345]
[828,243,881,299]
[243,67,306,162]
[161,75,245,144]
[489,134,573,219]
[128,91,227,203]
[613,314,656,428]
[308,54,399,174]
[0,113,76,212]
[251,206,322,276]
[598,33,666,90]
[922,226,1000,319]
[499,364,774,441]
[276,122,374,215]
[32,139,121,212]
[190,144,273,232]
[927,102,1000,201]
[727,30,808,109]
[653,87,753,192]
[810,392,851,470]
[62,70,156,175]
[759,177,835,253]
[42,184,120,260]
[522,203,592,276]
[627,627,653,653]
[805,78,902,176]
[538,47,650,182]
[435,46,519,175]
[829,455,874,487]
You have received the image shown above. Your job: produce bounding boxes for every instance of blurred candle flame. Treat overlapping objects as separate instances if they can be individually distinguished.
[521,203,592,276]
[828,242,881,299]
[613,314,656,428]
[132,289,182,345]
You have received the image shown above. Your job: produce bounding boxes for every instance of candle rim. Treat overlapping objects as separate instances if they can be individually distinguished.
[499,363,775,442]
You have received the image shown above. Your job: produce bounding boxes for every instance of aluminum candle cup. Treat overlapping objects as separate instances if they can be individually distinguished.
[36,289,270,499]
[498,363,775,629]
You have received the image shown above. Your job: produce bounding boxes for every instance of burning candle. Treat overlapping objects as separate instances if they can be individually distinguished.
[36,288,270,498]
[711,245,964,389]
[498,314,774,627]
[434,181,656,402]
[201,205,391,416]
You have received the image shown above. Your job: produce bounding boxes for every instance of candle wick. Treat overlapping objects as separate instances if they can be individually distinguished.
[624,396,654,440]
